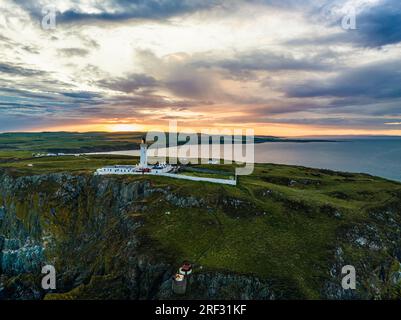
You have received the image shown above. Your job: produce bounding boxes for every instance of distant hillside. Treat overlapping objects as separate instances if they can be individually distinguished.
[0,132,338,155]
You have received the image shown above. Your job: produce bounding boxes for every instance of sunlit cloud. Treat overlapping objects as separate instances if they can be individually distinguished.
[0,0,400,135]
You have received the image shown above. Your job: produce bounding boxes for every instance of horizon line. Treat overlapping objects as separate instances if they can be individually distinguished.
[1,130,401,139]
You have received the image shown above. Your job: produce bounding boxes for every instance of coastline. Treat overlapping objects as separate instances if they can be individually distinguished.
[82,140,401,183]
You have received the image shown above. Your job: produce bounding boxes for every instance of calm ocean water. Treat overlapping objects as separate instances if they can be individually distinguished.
[254,139,401,182]
[90,139,401,182]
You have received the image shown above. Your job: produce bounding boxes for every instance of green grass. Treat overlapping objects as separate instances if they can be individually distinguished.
[0,131,330,155]
[0,150,33,159]
[1,140,401,299]
[125,162,401,298]
[0,132,145,154]
[180,171,234,180]
[0,154,139,175]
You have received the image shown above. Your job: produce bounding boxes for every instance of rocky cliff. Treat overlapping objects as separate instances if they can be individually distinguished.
[0,168,400,300]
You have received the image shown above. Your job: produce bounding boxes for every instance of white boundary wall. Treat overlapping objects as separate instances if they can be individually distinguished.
[157,173,237,186]
[95,170,236,186]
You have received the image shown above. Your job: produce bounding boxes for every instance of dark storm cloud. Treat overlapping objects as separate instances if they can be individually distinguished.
[62,91,102,100]
[105,93,197,109]
[218,103,401,129]
[256,116,401,129]
[15,0,401,48]
[15,0,224,24]
[98,73,158,93]
[286,60,401,100]
[5,0,401,132]
[0,84,105,122]
[0,81,100,104]
[353,0,401,47]
[0,81,197,124]
[195,50,334,73]
[301,0,401,48]
[0,115,40,131]
[14,0,322,25]
[0,62,47,76]
[0,87,53,100]
[321,99,401,119]
[0,102,45,110]
[165,71,217,100]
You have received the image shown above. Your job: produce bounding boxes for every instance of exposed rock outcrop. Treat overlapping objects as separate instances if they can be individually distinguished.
[0,170,400,300]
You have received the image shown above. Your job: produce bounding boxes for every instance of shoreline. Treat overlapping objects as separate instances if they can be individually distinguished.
[81,141,401,183]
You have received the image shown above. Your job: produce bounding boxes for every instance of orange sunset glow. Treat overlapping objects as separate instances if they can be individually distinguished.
[1,0,400,136]
[29,121,401,137]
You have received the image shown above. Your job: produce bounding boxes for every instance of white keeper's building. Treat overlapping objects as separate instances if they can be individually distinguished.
[95,140,173,176]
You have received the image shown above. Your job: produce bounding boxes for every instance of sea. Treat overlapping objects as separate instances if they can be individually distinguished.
[88,138,401,182]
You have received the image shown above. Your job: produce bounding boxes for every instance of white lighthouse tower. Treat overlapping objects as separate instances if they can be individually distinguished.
[139,138,148,168]
[95,137,174,176]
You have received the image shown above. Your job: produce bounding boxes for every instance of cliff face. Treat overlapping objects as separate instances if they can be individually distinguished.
[0,170,400,300]
[0,172,169,300]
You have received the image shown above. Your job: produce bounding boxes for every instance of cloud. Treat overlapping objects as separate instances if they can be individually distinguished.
[98,73,158,93]
[2,0,401,134]
[300,0,401,48]
[196,50,335,74]
[15,0,225,24]
[286,60,401,99]
[58,48,90,57]
[0,62,47,76]
[353,0,401,47]
[165,67,221,100]
[61,91,102,99]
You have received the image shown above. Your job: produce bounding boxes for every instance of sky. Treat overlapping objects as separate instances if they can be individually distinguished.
[0,0,400,136]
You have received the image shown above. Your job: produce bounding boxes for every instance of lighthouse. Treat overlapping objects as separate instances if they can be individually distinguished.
[95,137,173,176]
[140,138,148,168]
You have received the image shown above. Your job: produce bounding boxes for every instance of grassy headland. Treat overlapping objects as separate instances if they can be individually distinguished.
[0,132,400,299]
